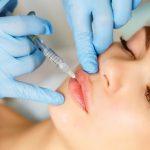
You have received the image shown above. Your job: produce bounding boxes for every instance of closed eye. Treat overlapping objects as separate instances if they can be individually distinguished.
[145,27,150,49]
[146,38,150,48]
[120,37,136,60]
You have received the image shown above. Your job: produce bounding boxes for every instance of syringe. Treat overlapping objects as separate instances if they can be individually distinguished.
[27,11,76,79]
[5,10,76,78]
[28,35,76,78]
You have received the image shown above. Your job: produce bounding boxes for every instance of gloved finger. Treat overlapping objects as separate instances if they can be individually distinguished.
[0,15,52,37]
[0,80,64,104]
[0,47,11,64]
[112,0,132,28]
[133,0,141,9]
[72,10,98,73]
[0,0,18,16]
[0,0,9,11]
[0,35,36,57]
[92,2,113,54]
[62,0,73,29]
[3,49,45,77]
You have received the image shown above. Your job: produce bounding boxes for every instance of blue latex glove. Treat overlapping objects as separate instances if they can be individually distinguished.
[0,0,64,104]
[0,0,18,16]
[63,0,141,73]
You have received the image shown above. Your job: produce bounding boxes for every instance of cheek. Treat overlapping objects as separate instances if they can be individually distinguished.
[49,105,87,132]
[90,84,147,132]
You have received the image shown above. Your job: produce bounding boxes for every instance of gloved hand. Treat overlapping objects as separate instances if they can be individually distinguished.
[0,0,64,104]
[63,0,141,73]
[0,0,18,16]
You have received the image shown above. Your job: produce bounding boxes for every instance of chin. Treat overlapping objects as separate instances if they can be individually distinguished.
[48,78,75,123]
[48,77,89,143]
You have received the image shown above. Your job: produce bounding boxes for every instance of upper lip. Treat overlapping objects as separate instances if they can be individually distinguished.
[73,69,91,112]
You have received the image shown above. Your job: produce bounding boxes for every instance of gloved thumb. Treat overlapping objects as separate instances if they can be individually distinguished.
[1,81,64,105]
[0,0,9,12]
[133,0,141,9]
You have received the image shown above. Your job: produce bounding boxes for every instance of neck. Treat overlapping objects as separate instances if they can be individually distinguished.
[33,120,68,150]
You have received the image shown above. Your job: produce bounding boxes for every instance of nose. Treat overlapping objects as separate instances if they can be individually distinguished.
[100,57,125,94]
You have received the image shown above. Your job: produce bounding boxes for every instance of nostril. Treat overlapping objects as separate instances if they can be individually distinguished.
[103,74,110,87]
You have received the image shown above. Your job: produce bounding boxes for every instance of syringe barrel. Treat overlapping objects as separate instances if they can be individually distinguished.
[28,35,66,68]
[43,47,64,66]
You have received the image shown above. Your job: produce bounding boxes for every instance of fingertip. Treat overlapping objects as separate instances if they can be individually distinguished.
[33,49,45,67]
[43,20,53,35]
[112,0,132,29]
[83,63,98,74]
[114,14,132,29]
[0,15,53,36]
[77,42,99,74]
[93,34,113,54]
[81,58,99,74]
[133,0,141,9]
[48,93,65,105]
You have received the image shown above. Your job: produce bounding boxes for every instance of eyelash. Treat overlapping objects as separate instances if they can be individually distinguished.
[120,37,136,60]
[147,39,150,48]
[145,86,150,103]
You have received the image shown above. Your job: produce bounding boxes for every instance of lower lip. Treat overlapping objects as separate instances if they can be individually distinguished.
[68,71,89,112]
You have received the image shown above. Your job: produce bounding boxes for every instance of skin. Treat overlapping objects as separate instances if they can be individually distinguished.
[0,27,150,150]
[49,26,150,150]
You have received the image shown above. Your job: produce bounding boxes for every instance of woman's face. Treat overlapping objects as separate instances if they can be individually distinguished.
[49,27,150,150]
